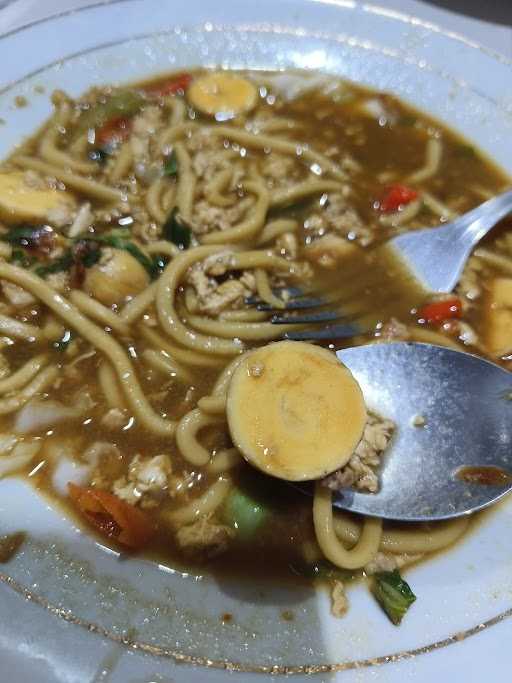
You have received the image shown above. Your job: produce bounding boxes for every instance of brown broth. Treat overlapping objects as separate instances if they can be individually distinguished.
[2,69,511,585]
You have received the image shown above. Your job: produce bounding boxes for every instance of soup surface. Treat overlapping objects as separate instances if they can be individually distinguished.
[0,69,510,622]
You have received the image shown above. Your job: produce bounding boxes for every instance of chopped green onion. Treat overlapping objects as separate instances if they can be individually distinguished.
[35,251,74,277]
[162,209,191,250]
[163,150,178,177]
[2,226,40,246]
[77,90,144,132]
[372,569,416,625]
[222,488,268,540]
[80,229,156,277]
[10,248,35,268]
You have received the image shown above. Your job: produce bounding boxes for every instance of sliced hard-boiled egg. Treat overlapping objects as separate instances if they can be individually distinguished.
[0,172,76,224]
[226,341,367,481]
[187,72,258,119]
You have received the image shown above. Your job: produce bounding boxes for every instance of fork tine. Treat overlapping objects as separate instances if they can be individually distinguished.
[285,322,364,341]
[271,310,345,324]
[245,286,307,306]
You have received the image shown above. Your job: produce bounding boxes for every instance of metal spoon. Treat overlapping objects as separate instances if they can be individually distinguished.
[331,342,512,522]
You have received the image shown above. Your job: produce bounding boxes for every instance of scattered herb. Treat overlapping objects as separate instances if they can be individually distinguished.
[163,150,178,177]
[2,225,55,255]
[76,90,144,133]
[10,248,36,268]
[35,251,74,277]
[80,229,156,277]
[52,330,73,352]
[162,209,191,250]
[372,569,416,625]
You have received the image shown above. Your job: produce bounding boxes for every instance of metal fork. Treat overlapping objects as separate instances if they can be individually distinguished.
[249,188,512,341]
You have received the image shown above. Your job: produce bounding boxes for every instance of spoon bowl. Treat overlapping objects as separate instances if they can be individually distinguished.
[332,342,512,522]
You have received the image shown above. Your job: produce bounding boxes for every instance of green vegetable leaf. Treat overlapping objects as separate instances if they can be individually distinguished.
[372,569,416,625]
[292,559,354,582]
[163,150,178,177]
[10,248,36,268]
[2,226,40,246]
[52,330,73,352]
[81,229,156,277]
[77,90,144,132]
[35,251,74,277]
[222,488,268,540]
[162,209,191,250]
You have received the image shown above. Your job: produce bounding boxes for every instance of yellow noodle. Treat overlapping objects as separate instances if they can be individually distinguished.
[0,243,12,259]
[141,348,194,384]
[208,126,347,182]
[145,241,180,259]
[98,361,126,410]
[165,476,231,526]
[332,512,469,554]
[174,142,195,221]
[270,179,344,208]
[422,190,456,220]
[0,263,175,436]
[407,137,443,184]
[166,97,187,125]
[176,408,226,466]
[207,448,242,474]
[219,309,268,322]
[140,326,225,368]
[156,246,245,355]
[474,248,512,275]
[187,315,292,341]
[0,315,43,342]
[200,181,269,245]
[408,326,463,351]
[146,176,170,223]
[379,198,423,227]
[119,282,158,323]
[257,219,299,245]
[0,441,41,479]
[204,168,237,207]
[197,354,245,415]
[0,354,48,395]
[162,184,177,212]
[39,102,98,175]
[0,366,58,416]
[13,156,124,203]
[159,121,198,150]
[69,290,131,336]
[228,251,290,271]
[313,483,382,569]
[255,268,286,309]
[109,143,133,183]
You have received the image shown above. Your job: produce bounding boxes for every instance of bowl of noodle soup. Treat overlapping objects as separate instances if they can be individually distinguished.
[0,0,511,677]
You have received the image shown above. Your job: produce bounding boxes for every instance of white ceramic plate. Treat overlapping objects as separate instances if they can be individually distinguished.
[0,2,511,682]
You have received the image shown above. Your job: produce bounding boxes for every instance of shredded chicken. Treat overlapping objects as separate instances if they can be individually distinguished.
[304,193,373,246]
[186,252,257,316]
[113,453,172,508]
[68,202,93,238]
[174,513,235,560]
[101,408,128,430]
[322,414,395,493]
[330,580,349,618]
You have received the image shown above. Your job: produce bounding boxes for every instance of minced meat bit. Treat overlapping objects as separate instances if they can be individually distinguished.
[113,453,172,508]
[175,513,235,560]
[322,414,395,493]
[364,551,423,575]
[330,580,349,618]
